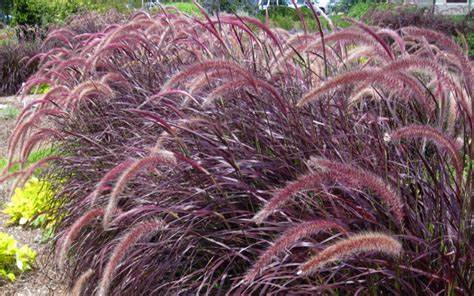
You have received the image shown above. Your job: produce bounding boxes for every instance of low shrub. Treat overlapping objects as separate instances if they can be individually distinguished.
[12,0,127,27]
[3,6,472,295]
[0,232,36,282]
[0,105,19,120]
[202,0,257,14]
[163,2,201,16]
[258,6,336,31]
[347,0,389,19]
[3,177,59,239]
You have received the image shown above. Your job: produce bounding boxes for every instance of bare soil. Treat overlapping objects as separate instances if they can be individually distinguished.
[0,96,67,296]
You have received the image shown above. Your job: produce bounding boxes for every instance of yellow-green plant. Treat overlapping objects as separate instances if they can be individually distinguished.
[0,232,36,282]
[3,177,59,240]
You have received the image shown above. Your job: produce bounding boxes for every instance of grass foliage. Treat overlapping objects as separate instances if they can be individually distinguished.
[1,4,472,295]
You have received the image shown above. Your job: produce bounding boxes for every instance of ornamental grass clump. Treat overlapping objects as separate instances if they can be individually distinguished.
[2,4,472,295]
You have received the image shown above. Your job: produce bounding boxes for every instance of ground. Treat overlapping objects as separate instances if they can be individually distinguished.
[0,96,66,296]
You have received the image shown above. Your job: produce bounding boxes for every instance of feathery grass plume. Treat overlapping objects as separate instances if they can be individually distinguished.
[402,26,472,96]
[97,220,165,296]
[253,173,324,224]
[309,158,404,224]
[55,57,89,73]
[219,15,283,52]
[297,69,374,107]
[376,28,405,55]
[348,19,394,60]
[155,89,200,106]
[64,81,114,107]
[126,109,173,133]
[57,208,104,271]
[348,87,380,105]
[301,30,390,61]
[15,99,52,125]
[162,60,255,91]
[386,125,463,181]
[20,129,59,163]
[88,160,135,207]
[351,71,431,110]
[203,80,247,107]
[103,152,177,229]
[42,29,74,49]
[297,232,402,275]
[209,18,262,51]
[7,109,64,169]
[244,219,348,282]
[71,269,94,296]
[380,57,461,102]
[187,69,227,95]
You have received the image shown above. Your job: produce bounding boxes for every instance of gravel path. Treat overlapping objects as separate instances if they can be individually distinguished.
[0,96,67,296]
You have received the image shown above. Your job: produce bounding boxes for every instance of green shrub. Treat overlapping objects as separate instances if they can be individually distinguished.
[12,0,127,26]
[0,232,36,282]
[258,6,338,31]
[29,82,50,95]
[163,2,201,16]
[347,1,388,19]
[202,0,257,14]
[0,105,19,120]
[3,177,60,240]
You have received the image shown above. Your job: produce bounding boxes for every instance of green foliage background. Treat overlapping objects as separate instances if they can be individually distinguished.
[0,232,36,282]
[12,0,129,26]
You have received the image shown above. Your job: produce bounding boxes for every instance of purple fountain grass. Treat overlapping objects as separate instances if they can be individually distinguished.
[349,71,433,112]
[244,219,348,282]
[162,60,255,91]
[20,78,55,97]
[309,158,405,224]
[55,57,89,73]
[14,156,61,190]
[253,173,325,224]
[0,156,58,185]
[7,109,65,165]
[64,81,114,107]
[188,69,235,95]
[71,269,94,296]
[379,57,463,106]
[42,29,74,49]
[88,159,136,207]
[209,18,262,51]
[297,69,374,107]
[102,152,177,229]
[402,26,472,96]
[97,220,165,296]
[203,80,247,107]
[386,124,463,182]
[219,15,283,52]
[376,28,406,55]
[4,9,470,294]
[153,89,200,106]
[305,30,390,60]
[348,19,394,60]
[15,99,53,125]
[297,232,402,276]
[57,208,104,271]
[20,128,59,163]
